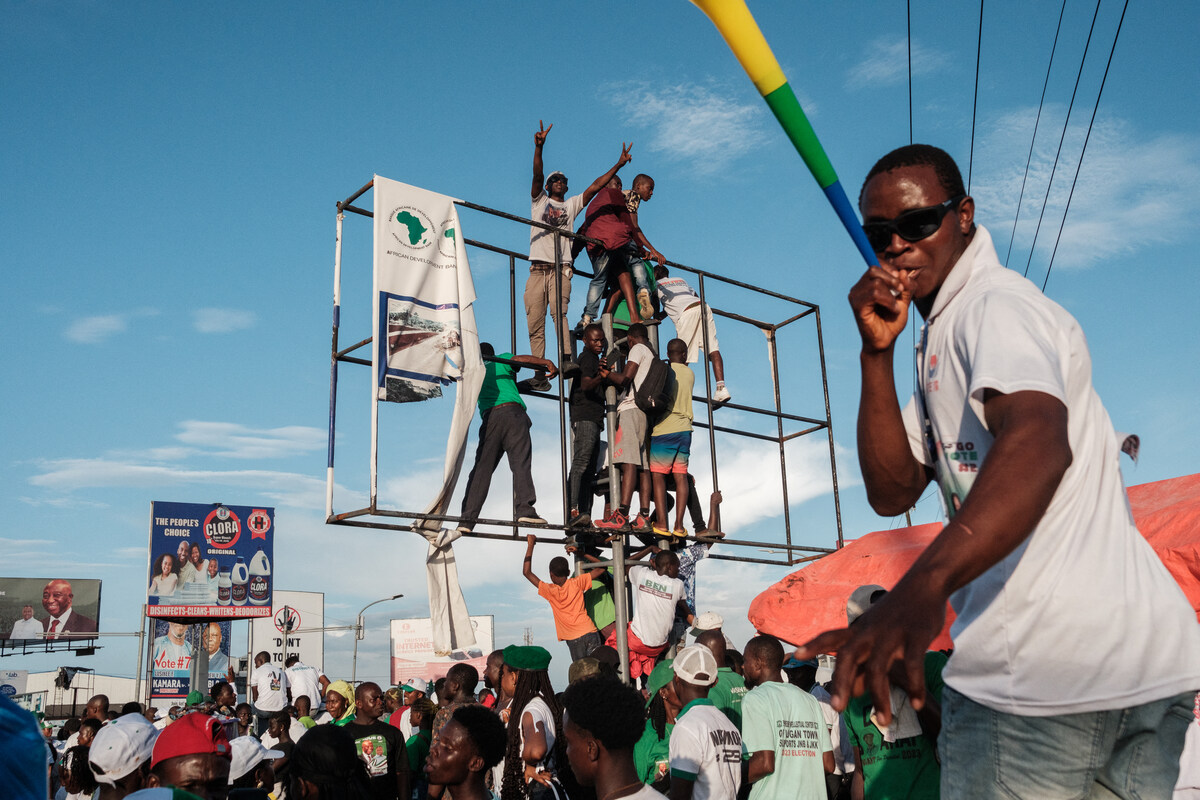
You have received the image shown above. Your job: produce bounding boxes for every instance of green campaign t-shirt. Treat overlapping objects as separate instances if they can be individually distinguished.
[843,651,948,800]
[477,353,525,415]
[708,667,748,729]
[583,579,616,631]
[741,681,831,800]
[632,716,674,785]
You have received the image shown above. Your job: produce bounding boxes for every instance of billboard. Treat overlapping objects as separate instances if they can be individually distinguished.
[148,501,274,619]
[390,616,493,685]
[0,670,28,697]
[249,591,325,669]
[150,620,233,700]
[0,577,101,639]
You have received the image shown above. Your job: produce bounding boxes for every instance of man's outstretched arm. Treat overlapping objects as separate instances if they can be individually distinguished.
[580,142,633,207]
[521,534,540,588]
[531,121,552,200]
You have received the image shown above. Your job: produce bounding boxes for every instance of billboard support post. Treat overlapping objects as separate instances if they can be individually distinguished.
[281,605,291,669]
[191,624,210,697]
[134,605,146,704]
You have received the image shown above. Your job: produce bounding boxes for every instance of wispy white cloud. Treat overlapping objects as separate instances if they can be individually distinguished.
[65,314,126,343]
[173,421,326,460]
[971,109,1200,271]
[17,495,109,509]
[846,38,950,89]
[604,80,770,175]
[193,308,256,334]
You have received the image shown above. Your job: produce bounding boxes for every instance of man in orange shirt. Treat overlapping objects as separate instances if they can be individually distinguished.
[522,534,608,661]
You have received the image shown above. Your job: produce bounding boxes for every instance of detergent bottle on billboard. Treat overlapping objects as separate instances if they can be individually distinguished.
[217,569,233,606]
[248,549,271,606]
[231,557,249,606]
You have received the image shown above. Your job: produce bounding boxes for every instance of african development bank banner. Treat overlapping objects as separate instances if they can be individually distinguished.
[372,176,480,403]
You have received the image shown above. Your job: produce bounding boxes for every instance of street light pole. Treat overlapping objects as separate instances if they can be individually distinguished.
[351,593,403,686]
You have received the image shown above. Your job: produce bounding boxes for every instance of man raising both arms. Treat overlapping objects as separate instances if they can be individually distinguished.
[799,144,1200,798]
[526,120,632,389]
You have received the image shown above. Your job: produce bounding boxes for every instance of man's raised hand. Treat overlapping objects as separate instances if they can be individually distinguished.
[534,120,553,147]
[618,141,633,167]
[848,266,913,355]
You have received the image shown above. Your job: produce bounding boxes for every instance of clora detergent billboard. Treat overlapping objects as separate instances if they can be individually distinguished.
[147,501,274,619]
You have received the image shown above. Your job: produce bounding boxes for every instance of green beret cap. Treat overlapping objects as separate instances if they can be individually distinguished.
[503,644,552,672]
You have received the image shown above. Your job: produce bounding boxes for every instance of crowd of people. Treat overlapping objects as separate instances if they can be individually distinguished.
[454,123,732,536]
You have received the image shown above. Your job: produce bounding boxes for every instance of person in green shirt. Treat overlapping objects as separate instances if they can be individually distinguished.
[407,697,437,797]
[632,660,681,793]
[457,343,557,533]
[696,629,746,729]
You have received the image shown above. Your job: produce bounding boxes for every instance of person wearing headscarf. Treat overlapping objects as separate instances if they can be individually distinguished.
[321,681,356,727]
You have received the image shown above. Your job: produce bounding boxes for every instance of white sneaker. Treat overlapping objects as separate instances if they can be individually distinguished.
[637,289,654,320]
[518,513,547,525]
[713,384,731,403]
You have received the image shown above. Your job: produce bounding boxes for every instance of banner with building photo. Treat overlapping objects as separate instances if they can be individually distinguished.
[150,620,233,701]
[389,615,493,685]
[372,175,481,403]
[0,577,101,640]
[147,501,274,619]
[248,590,324,670]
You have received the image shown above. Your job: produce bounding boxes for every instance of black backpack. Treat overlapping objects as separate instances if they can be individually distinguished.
[634,356,674,419]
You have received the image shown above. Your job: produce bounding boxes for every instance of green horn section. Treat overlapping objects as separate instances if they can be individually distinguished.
[763,82,838,189]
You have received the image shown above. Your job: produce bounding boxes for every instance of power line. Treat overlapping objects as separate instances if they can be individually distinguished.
[968,0,984,192]
[1023,0,1103,278]
[1044,0,1130,292]
[1005,0,1069,267]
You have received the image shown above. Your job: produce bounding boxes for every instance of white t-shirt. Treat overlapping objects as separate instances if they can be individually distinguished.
[285,663,326,709]
[9,617,42,640]
[251,663,288,712]
[624,785,669,800]
[529,192,585,265]
[629,565,684,648]
[902,225,1200,715]
[656,276,701,321]
[741,682,830,800]
[669,700,742,800]
[519,695,557,772]
[617,342,655,413]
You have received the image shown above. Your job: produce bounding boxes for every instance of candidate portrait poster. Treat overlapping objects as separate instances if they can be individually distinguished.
[150,619,232,700]
[147,501,274,619]
[0,577,101,640]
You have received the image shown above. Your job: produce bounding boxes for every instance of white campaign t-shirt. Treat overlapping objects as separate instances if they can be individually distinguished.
[529,192,585,265]
[902,225,1200,715]
[285,663,326,709]
[251,663,288,712]
[629,565,684,648]
[670,700,742,800]
[617,342,655,413]
[520,695,557,772]
[656,276,701,320]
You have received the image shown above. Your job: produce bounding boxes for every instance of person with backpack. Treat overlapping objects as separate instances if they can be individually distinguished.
[595,323,660,534]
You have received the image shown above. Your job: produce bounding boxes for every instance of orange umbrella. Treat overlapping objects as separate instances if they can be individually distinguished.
[749,473,1200,649]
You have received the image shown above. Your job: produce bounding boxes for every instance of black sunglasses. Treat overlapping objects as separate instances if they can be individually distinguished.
[862,195,965,252]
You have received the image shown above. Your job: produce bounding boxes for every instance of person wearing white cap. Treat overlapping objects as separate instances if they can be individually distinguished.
[228,735,283,792]
[688,611,735,652]
[396,677,429,740]
[88,712,159,799]
[668,645,742,800]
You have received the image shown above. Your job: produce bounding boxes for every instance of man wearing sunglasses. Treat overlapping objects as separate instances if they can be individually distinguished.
[799,144,1200,798]
[527,120,633,390]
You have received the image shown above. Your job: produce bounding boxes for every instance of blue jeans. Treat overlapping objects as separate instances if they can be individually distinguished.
[583,242,642,321]
[940,685,1193,799]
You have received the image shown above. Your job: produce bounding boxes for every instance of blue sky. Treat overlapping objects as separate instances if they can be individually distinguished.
[4,1,1197,690]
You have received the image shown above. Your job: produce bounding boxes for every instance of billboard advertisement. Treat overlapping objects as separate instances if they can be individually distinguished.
[150,620,233,701]
[249,591,325,669]
[0,670,28,697]
[148,501,274,619]
[0,577,101,639]
[390,616,493,685]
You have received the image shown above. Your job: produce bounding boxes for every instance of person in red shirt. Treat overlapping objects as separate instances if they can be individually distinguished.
[521,534,608,661]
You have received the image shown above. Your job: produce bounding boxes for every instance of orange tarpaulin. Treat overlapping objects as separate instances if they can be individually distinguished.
[748,473,1200,649]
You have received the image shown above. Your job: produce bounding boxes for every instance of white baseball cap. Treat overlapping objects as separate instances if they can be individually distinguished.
[402,677,430,694]
[673,645,719,687]
[846,584,887,624]
[228,736,284,784]
[88,713,159,785]
[689,611,724,636]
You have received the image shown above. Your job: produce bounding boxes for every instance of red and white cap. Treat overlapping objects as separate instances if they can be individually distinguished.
[150,712,231,769]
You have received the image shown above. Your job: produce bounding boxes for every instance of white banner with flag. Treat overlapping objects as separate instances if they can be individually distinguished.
[372,176,483,654]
